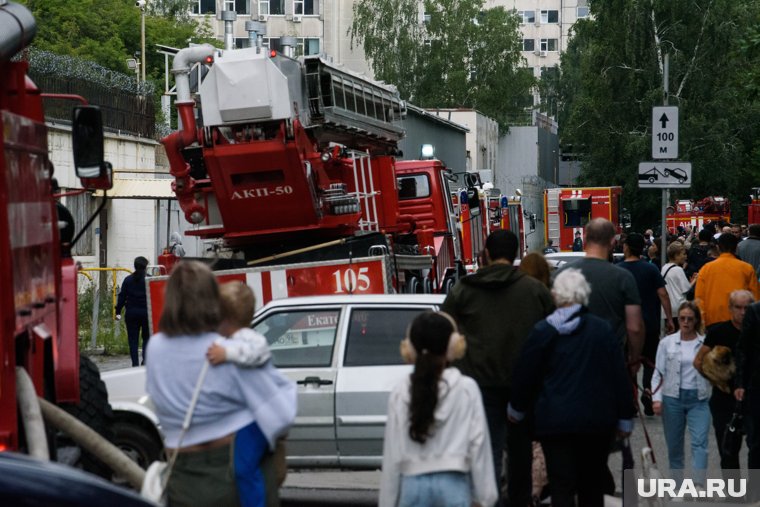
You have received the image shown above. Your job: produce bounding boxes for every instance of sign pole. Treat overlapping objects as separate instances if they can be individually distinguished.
[661,53,669,268]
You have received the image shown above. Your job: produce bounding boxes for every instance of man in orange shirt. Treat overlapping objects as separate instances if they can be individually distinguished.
[695,233,760,328]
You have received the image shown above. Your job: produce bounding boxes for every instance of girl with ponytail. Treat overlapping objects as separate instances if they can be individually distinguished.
[379,311,497,507]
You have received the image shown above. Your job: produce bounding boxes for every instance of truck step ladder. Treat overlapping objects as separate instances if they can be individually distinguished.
[349,150,380,233]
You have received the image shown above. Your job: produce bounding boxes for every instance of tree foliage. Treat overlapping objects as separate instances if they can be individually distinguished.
[351,0,534,129]
[18,0,215,81]
[557,0,760,228]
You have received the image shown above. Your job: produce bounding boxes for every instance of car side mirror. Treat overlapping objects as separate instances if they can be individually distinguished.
[72,106,112,190]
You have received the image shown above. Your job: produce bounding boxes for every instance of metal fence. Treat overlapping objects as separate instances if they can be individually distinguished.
[30,72,156,138]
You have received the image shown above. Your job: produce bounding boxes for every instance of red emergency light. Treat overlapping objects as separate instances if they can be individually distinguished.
[270,50,277,58]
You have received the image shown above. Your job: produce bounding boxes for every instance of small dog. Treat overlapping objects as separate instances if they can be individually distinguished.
[702,345,735,394]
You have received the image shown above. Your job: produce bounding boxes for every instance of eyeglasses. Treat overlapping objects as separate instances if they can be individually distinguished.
[678,316,695,322]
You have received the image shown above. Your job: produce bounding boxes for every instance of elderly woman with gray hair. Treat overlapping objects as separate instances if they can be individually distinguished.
[508,268,635,507]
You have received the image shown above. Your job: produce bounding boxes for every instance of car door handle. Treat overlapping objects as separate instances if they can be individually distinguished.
[296,376,333,386]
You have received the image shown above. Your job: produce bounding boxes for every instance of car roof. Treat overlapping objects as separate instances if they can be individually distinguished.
[256,294,446,313]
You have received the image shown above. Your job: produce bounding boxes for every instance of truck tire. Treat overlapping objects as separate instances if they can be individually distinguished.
[61,355,115,478]
[112,420,163,486]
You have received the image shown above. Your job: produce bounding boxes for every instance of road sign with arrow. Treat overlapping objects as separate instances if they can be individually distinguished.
[638,162,691,188]
[652,106,678,159]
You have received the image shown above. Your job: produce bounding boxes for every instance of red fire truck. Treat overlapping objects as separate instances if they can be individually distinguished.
[750,189,760,226]
[544,186,623,251]
[0,2,113,465]
[160,38,482,297]
[665,196,731,234]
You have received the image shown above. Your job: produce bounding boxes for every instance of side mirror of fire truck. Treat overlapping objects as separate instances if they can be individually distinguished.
[466,188,481,217]
[72,105,113,190]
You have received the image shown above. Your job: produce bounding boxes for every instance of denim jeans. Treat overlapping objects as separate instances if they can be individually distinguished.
[398,471,470,507]
[662,389,710,485]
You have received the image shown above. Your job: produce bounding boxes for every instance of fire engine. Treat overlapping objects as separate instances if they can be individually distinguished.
[544,186,623,251]
[161,33,484,297]
[0,1,113,467]
[666,196,731,234]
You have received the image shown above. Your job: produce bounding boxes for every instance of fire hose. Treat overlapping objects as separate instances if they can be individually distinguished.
[15,368,146,490]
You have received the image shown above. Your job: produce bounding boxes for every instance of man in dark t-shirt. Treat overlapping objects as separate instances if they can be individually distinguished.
[695,290,755,472]
[618,233,674,415]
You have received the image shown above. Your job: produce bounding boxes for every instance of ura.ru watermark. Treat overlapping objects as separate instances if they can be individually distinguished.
[637,478,746,499]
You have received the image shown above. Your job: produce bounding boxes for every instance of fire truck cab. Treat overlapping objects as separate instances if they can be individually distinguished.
[544,187,623,252]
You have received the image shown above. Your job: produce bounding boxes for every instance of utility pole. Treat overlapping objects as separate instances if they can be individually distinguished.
[661,53,669,268]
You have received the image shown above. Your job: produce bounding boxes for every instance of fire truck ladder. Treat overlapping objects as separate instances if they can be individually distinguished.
[349,150,380,233]
[546,188,561,246]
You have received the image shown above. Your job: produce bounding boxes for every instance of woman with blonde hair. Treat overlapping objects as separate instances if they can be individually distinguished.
[652,301,710,488]
[146,261,296,507]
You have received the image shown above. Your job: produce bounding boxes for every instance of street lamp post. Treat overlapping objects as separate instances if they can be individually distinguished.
[140,3,146,82]
[136,0,146,83]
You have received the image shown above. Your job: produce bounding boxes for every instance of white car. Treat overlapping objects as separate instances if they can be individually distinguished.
[102,294,444,469]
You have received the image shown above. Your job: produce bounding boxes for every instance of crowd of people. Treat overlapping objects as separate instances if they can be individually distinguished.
[121,215,760,507]
[386,218,760,507]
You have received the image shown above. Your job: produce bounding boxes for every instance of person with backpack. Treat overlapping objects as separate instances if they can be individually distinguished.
[662,242,696,331]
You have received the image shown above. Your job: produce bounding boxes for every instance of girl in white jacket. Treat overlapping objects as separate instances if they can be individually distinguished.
[379,311,497,507]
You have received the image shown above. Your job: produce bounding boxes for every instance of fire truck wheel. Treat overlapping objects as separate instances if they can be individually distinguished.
[112,420,163,485]
[443,277,455,294]
[406,276,420,294]
[423,278,433,294]
[61,355,115,478]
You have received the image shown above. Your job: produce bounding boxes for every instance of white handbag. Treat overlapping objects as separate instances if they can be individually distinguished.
[141,361,210,505]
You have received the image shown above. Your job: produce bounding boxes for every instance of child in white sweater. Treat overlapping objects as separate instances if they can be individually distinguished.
[379,311,497,507]
[206,281,289,507]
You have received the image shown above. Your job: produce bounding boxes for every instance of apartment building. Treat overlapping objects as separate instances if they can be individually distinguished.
[188,0,372,75]
[490,0,589,80]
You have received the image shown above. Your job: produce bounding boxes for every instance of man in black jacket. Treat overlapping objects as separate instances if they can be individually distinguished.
[115,256,150,366]
[442,230,554,506]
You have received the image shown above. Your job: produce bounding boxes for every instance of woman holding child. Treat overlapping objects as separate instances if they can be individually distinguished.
[145,261,296,507]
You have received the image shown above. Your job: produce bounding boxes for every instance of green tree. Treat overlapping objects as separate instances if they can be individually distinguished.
[18,0,215,81]
[351,0,534,129]
[557,0,760,228]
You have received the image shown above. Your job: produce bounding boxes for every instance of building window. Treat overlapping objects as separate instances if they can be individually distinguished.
[522,39,535,52]
[260,0,283,15]
[294,0,316,15]
[540,38,558,52]
[296,37,320,56]
[517,10,535,24]
[540,10,559,23]
[192,0,216,15]
[263,37,320,55]
[577,6,589,18]
[224,0,249,14]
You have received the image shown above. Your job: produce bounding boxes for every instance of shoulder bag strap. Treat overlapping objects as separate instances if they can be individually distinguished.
[662,264,676,279]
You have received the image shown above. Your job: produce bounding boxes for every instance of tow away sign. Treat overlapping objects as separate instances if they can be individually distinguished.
[638,162,691,189]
